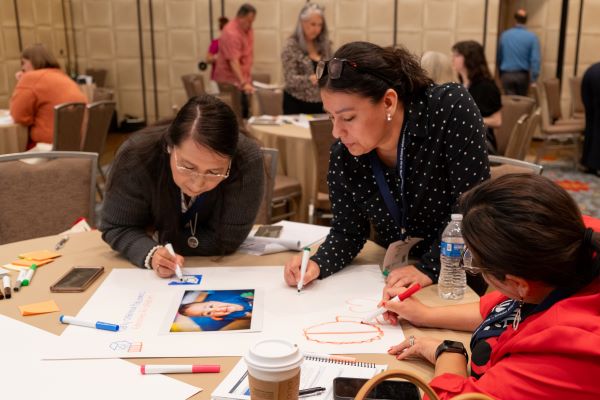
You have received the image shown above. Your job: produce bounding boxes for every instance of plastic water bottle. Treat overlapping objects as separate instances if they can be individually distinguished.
[438,214,467,300]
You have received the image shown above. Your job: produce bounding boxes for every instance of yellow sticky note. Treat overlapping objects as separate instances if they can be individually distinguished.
[12,258,54,267]
[18,250,61,261]
[19,300,60,316]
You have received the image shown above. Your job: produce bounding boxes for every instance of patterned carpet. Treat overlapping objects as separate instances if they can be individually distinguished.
[539,161,600,218]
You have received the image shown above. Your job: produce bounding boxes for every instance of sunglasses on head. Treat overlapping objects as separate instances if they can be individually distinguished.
[315,58,395,87]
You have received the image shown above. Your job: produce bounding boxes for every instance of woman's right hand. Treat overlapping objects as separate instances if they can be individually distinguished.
[15,70,23,81]
[284,255,320,287]
[380,286,432,327]
[151,247,185,278]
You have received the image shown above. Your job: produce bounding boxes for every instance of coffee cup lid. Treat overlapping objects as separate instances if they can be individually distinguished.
[245,339,303,372]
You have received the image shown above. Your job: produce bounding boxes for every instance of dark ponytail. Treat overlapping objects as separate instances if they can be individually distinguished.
[459,174,600,289]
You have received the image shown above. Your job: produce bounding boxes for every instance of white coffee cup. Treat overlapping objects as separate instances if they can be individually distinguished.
[245,339,304,400]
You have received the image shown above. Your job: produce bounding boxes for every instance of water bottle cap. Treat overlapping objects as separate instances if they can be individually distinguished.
[451,214,463,221]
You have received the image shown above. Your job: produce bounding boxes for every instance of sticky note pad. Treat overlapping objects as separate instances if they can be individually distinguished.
[19,300,60,316]
[18,250,61,261]
[12,258,54,267]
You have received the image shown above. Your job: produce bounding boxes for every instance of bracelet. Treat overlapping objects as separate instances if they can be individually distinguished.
[144,245,162,270]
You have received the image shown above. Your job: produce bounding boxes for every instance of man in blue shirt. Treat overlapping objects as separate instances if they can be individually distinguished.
[497,9,541,95]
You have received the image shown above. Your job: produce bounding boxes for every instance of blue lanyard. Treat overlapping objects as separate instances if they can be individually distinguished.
[369,123,409,239]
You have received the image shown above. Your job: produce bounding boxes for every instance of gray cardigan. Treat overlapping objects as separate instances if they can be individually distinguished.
[100,134,264,267]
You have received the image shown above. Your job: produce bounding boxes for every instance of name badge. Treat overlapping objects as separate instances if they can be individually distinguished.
[381,237,423,275]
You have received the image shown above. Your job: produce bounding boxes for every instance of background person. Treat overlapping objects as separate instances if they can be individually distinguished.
[452,40,502,154]
[384,174,600,399]
[9,43,87,147]
[284,41,490,295]
[581,61,600,175]
[281,2,332,114]
[420,51,455,85]
[214,3,257,118]
[100,95,264,278]
[205,16,229,80]
[497,8,541,95]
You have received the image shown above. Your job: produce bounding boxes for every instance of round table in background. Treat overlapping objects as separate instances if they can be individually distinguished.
[0,110,28,155]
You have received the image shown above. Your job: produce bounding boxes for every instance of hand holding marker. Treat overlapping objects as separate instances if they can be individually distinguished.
[164,243,183,281]
[297,247,311,292]
[361,284,422,323]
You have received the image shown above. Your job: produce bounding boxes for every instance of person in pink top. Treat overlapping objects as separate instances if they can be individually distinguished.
[213,3,256,118]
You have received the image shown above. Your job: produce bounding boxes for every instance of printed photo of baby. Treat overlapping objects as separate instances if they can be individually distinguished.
[170,289,254,332]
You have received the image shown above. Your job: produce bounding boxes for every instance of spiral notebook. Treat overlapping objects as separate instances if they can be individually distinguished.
[211,355,387,400]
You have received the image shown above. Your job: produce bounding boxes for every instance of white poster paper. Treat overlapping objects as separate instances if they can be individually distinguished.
[45,264,404,360]
[0,315,200,399]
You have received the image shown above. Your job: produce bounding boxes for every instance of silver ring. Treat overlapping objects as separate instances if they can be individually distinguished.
[409,335,415,347]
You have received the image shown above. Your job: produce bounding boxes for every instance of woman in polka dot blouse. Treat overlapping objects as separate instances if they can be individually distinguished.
[284,41,490,295]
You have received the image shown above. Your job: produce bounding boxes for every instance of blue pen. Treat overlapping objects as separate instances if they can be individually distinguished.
[60,315,119,332]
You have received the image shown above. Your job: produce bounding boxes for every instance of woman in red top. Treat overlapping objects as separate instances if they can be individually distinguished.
[383,174,600,399]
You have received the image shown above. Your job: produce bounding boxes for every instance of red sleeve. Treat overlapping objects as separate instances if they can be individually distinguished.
[479,291,508,318]
[219,31,242,62]
[9,78,37,127]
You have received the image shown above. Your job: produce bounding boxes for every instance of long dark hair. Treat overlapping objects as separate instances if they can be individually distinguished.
[459,174,600,289]
[451,40,493,84]
[318,41,433,104]
[107,95,239,248]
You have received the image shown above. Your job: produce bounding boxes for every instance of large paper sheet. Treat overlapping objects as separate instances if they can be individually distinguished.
[45,264,404,360]
[239,220,331,255]
[0,315,200,399]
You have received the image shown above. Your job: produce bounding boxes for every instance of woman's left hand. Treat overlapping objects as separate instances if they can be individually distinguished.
[388,336,442,365]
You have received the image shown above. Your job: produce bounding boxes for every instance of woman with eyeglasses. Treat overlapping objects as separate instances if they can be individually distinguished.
[100,95,264,277]
[284,41,490,295]
[281,2,331,114]
[382,174,600,399]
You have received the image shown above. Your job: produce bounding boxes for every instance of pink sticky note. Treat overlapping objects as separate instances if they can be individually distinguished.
[19,300,60,316]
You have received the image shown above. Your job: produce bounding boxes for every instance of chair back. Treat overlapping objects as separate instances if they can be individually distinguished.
[82,101,116,157]
[520,108,541,160]
[217,82,243,123]
[489,155,543,179]
[53,102,86,151]
[497,95,535,155]
[181,74,206,98]
[569,76,584,117]
[0,151,97,244]
[255,148,278,224]
[309,119,335,195]
[255,89,283,116]
[252,72,271,84]
[536,79,555,131]
[543,78,563,121]
[85,68,107,87]
[503,113,529,159]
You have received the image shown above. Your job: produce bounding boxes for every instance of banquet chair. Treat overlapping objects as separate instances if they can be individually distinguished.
[489,155,543,180]
[85,68,107,87]
[255,148,279,224]
[535,80,584,166]
[181,74,206,99]
[0,151,97,244]
[217,83,243,123]
[252,72,271,84]
[255,89,283,116]
[52,102,87,151]
[569,76,584,119]
[497,95,535,155]
[82,101,117,200]
[504,108,541,161]
[308,119,335,225]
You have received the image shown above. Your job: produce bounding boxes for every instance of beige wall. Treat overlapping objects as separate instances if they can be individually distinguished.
[2,0,598,123]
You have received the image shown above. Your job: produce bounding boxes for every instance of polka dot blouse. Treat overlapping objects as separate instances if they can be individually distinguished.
[312,83,491,282]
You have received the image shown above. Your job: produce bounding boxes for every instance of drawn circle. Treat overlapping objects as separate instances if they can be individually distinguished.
[303,317,383,345]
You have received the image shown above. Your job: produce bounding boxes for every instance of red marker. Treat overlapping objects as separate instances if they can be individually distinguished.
[361,284,422,323]
[140,364,220,374]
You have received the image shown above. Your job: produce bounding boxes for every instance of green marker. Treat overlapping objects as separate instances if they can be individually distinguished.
[21,264,37,287]
[382,268,390,277]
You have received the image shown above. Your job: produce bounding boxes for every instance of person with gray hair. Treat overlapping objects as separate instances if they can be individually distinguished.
[420,51,455,84]
[281,2,332,114]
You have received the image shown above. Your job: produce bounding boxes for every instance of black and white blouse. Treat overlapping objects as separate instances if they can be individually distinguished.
[312,83,490,282]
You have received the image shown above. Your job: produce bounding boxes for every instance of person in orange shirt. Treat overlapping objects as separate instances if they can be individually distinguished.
[10,43,87,146]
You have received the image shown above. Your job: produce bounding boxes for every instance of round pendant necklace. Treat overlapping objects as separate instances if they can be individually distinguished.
[188,213,199,248]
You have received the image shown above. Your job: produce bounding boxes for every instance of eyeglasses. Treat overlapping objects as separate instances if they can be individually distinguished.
[172,148,231,181]
[315,58,395,86]
[459,246,482,275]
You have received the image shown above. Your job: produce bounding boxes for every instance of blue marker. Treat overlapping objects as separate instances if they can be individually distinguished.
[60,315,119,332]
